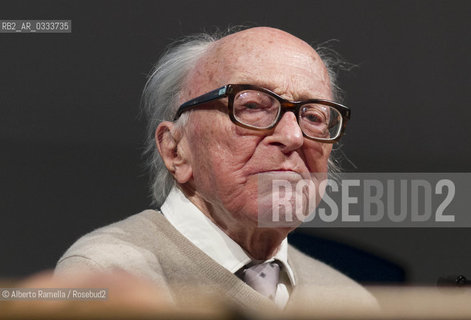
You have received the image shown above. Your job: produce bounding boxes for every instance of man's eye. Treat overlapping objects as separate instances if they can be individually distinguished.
[306,114,322,123]
[305,112,326,124]
[244,102,262,110]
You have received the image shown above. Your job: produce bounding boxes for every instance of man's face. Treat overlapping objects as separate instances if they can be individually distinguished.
[179,28,333,228]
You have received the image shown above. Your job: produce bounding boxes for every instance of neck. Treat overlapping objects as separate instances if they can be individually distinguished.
[182,187,293,259]
[227,227,291,260]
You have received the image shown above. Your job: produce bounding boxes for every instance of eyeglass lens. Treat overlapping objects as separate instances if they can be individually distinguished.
[233,90,342,140]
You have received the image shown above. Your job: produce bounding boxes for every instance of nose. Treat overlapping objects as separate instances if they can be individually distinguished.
[265,111,304,153]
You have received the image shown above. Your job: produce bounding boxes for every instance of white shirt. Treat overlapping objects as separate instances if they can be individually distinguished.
[161,186,295,307]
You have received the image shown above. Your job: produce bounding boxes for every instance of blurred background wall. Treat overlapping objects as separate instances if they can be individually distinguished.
[1,0,470,284]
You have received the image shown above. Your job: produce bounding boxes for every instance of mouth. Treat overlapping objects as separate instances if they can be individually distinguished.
[254,170,305,182]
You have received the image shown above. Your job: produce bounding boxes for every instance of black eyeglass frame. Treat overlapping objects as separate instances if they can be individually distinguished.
[174,84,351,143]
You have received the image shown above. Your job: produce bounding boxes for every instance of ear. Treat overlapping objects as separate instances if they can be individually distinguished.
[155,121,193,184]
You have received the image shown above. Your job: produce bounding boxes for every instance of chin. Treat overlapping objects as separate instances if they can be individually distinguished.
[255,193,306,229]
[253,173,317,228]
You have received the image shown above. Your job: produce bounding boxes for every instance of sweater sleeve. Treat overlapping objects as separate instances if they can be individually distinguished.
[55,255,104,275]
[54,210,174,302]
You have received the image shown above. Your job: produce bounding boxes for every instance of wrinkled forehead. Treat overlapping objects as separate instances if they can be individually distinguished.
[181,28,331,102]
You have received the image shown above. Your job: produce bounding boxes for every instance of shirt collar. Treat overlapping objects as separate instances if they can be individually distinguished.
[161,186,295,285]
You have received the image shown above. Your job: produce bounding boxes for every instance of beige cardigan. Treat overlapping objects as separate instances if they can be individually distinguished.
[56,210,377,312]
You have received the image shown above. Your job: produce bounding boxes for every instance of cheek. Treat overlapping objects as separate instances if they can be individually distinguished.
[303,142,332,173]
[209,132,263,184]
[187,112,261,184]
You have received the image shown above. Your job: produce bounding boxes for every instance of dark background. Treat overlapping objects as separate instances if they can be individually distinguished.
[1,0,470,284]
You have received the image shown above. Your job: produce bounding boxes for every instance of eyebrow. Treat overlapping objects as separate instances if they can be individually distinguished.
[247,82,323,101]
[231,80,287,98]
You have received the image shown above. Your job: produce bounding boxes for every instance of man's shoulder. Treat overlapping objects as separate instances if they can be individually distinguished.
[288,244,358,286]
[55,210,170,276]
[288,245,379,309]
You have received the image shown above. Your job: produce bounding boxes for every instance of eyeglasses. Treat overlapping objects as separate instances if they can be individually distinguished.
[175,84,351,143]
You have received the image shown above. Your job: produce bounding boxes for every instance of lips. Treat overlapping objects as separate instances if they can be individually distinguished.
[257,170,303,180]
[254,168,313,180]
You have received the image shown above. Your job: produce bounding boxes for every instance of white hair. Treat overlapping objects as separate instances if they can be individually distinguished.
[141,30,344,207]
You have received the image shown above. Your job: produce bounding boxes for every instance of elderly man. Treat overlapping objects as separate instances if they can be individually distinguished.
[56,27,376,310]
